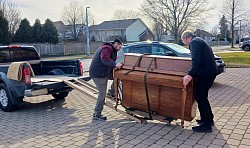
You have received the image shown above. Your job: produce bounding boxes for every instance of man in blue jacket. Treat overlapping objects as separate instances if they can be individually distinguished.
[89,39,123,121]
[182,30,217,132]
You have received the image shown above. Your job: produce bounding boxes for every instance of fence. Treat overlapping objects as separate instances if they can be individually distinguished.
[27,41,102,57]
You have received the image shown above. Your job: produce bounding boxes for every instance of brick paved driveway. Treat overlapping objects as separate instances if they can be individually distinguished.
[0,68,249,148]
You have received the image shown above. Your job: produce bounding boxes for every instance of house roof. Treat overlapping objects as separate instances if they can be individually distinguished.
[90,18,139,30]
[53,21,66,33]
[195,29,214,37]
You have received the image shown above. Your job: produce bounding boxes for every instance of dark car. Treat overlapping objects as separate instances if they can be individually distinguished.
[239,40,250,51]
[116,41,225,75]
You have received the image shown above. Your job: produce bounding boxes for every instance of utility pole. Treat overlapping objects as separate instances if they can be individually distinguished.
[86,6,90,56]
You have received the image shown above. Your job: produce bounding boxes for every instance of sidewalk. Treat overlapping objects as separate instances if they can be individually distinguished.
[0,69,249,147]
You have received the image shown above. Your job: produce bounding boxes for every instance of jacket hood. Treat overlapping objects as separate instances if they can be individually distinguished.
[101,43,116,52]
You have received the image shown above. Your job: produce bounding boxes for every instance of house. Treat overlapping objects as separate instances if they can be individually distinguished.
[53,21,85,40]
[89,18,154,42]
[195,29,215,43]
[53,21,66,39]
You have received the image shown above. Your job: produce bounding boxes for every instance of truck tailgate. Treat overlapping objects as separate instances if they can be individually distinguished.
[25,75,91,97]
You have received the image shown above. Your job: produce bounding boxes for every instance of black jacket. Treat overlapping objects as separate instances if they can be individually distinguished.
[188,36,217,77]
[89,43,117,79]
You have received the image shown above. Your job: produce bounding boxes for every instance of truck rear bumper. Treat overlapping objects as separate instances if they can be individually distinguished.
[25,88,48,97]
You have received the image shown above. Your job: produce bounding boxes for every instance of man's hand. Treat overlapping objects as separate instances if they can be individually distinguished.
[116,63,123,69]
[183,75,192,86]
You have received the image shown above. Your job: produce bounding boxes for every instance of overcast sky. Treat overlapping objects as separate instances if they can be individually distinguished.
[12,0,223,31]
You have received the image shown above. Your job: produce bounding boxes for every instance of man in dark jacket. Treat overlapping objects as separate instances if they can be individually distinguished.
[89,39,123,120]
[182,30,217,132]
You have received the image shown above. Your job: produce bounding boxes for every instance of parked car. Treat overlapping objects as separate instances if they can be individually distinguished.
[116,41,226,75]
[0,45,89,112]
[239,40,250,51]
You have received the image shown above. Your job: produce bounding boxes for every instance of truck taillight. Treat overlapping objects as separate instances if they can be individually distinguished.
[22,65,31,84]
[79,61,84,76]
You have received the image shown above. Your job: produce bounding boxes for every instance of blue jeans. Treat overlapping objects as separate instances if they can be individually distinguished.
[92,77,108,117]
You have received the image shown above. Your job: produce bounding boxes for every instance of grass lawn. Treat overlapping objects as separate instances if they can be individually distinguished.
[217,52,250,67]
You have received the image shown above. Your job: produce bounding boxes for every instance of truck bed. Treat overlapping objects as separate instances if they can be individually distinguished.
[32,75,77,83]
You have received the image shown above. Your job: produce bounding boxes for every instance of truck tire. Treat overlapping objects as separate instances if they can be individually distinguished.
[243,45,250,51]
[52,91,69,100]
[0,84,19,112]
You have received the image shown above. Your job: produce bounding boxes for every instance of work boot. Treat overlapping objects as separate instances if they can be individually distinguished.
[196,119,214,126]
[192,125,212,133]
[92,114,107,121]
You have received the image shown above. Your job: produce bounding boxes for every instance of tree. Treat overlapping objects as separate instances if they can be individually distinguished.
[61,0,83,41]
[42,19,59,44]
[14,18,32,43]
[152,19,165,41]
[112,9,141,20]
[219,15,230,41]
[222,0,247,47]
[0,10,11,45]
[32,19,43,42]
[140,0,213,43]
[0,0,21,35]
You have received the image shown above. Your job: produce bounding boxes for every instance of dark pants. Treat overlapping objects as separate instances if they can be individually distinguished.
[195,75,216,126]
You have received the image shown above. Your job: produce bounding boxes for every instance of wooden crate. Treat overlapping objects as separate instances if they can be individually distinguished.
[114,53,197,122]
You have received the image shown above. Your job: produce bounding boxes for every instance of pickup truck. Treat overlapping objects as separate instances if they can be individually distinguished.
[0,45,89,112]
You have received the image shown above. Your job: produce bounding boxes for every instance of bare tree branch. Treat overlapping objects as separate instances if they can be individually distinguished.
[222,0,248,47]
[0,0,22,34]
[112,9,141,20]
[141,0,213,43]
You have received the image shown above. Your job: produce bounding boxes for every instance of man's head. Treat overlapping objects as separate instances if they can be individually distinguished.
[111,39,122,51]
[181,30,194,46]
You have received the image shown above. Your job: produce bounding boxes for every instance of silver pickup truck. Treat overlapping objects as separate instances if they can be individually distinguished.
[0,45,89,112]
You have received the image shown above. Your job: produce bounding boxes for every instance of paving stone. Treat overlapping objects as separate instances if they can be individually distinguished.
[162,144,178,148]
[141,138,156,146]
[212,139,226,146]
[133,143,149,148]
[198,139,212,146]
[128,138,142,145]
[169,139,184,146]
[183,138,198,146]
[232,129,246,135]
[240,139,250,146]
[229,133,244,140]
[149,144,164,148]
[227,139,241,146]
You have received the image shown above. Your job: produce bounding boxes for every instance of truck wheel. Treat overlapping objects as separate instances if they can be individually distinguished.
[0,84,18,112]
[52,91,69,100]
[243,45,250,51]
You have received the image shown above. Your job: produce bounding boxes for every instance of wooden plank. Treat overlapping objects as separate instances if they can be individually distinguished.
[181,85,187,128]
[75,79,98,93]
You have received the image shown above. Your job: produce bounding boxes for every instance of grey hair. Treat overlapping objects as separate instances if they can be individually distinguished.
[181,30,194,39]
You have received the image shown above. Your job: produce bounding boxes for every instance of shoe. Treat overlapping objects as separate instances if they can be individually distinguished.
[196,119,214,126]
[92,115,107,121]
[192,125,212,133]
[107,93,116,100]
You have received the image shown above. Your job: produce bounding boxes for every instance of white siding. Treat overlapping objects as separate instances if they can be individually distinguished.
[126,20,147,42]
